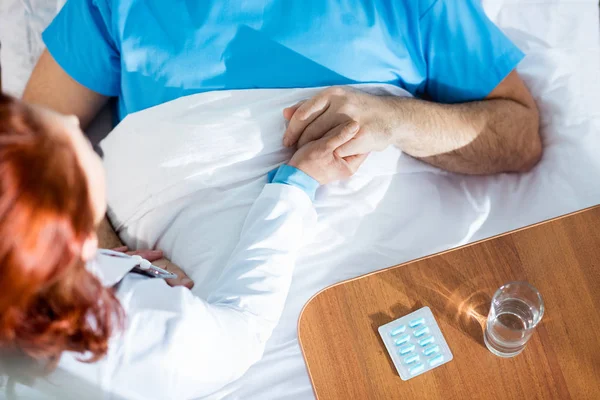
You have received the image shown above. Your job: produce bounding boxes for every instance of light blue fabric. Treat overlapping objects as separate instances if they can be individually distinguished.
[268,165,320,201]
[43,0,524,121]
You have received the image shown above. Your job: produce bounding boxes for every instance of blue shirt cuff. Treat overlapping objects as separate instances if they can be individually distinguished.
[267,165,319,201]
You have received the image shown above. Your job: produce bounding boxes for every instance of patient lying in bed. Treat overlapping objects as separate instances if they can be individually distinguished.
[0,77,559,399]
[0,94,363,399]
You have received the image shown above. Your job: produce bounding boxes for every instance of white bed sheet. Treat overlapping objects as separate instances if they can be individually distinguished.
[97,2,600,399]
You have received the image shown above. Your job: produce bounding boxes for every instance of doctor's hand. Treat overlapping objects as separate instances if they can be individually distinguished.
[283,86,396,158]
[112,247,195,289]
[288,121,368,185]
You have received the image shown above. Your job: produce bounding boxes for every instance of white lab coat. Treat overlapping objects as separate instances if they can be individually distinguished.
[23,183,315,400]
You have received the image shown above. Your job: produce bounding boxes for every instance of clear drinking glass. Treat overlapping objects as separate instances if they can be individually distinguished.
[484,282,544,357]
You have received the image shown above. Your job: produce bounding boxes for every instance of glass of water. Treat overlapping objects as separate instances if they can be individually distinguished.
[484,281,544,357]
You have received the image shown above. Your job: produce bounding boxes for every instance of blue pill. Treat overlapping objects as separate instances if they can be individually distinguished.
[409,317,425,328]
[394,334,410,346]
[413,326,430,337]
[429,354,444,366]
[403,354,420,364]
[390,325,406,336]
[418,336,435,346]
[423,344,440,356]
[409,363,425,375]
[398,343,416,355]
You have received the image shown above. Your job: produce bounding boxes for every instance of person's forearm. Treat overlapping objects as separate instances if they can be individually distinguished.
[97,216,123,248]
[208,183,316,322]
[387,97,541,175]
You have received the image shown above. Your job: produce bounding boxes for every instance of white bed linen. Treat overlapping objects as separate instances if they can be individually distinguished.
[0,0,65,97]
[98,2,600,399]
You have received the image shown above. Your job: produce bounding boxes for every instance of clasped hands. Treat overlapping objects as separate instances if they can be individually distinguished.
[123,87,397,289]
[283,86,398,170]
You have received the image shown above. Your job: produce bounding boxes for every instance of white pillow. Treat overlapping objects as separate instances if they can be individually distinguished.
[0,0,65,96]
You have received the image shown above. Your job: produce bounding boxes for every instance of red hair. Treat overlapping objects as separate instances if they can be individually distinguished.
[0,93,122,368]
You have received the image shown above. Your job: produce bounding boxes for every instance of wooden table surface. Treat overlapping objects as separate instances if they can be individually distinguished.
[299,205,600,400]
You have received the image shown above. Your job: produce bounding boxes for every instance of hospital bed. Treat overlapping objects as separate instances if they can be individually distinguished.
[1,1,599,399]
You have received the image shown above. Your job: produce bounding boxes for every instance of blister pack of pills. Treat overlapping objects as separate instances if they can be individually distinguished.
[378,306,453,380]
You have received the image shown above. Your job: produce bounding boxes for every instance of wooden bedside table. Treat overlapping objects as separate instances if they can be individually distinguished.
[299,205,600,399]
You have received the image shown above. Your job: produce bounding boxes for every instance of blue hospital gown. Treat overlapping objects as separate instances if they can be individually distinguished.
[43,0,524,121]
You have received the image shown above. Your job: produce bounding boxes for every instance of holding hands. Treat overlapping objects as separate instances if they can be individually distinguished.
[287,121,368,185]
[283,87,397,163]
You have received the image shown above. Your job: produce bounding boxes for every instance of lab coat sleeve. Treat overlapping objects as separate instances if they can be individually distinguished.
[107,183,316,399]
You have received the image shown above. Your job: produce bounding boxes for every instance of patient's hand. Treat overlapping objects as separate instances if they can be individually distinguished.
[283,87,392,157]
[288,121,367,184]
[113,247,194,289]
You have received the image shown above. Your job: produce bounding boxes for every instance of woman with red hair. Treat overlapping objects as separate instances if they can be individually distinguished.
[0,93,362,399]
